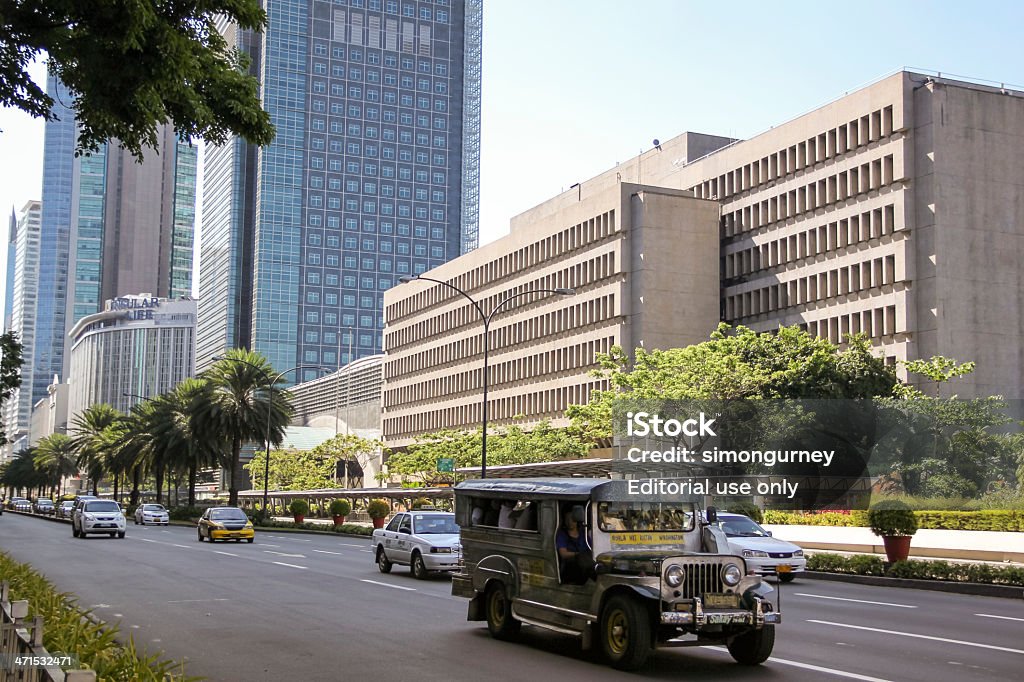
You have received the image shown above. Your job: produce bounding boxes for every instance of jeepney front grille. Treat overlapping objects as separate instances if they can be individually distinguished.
[678,561,725,598]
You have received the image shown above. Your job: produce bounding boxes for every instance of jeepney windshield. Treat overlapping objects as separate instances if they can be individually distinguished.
[597,501,695,532]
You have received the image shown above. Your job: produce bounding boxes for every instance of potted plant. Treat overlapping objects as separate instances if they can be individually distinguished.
[330,499,351,526]
[867,500,918,562]
[288,499,309,525]
[367,498,390,529]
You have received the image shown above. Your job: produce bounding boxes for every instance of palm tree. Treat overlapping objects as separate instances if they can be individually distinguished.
[0,448,44,497]
[34,433,78,498]
[70,403,123,495]
[199,350,293,506]
[150,378,223,507]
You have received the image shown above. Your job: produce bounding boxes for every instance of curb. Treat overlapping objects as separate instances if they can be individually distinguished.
[802,570,1024,599]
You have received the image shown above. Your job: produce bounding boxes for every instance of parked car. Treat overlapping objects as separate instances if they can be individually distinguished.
[56,500,76,519]
[134,503,170,525]
[34,499,56,515]
[715,512,806,582]
[12,498,32,512]
[197,507,254,543]
[373,510,461,579]
[72,499,126,538]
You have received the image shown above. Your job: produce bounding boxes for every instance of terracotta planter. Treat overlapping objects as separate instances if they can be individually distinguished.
[372,517,386,529]
[882,535,912,562]
[293,514,305,524]
[333,515,346,526]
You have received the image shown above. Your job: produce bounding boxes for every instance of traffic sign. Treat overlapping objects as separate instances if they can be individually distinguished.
[436,458,455,472]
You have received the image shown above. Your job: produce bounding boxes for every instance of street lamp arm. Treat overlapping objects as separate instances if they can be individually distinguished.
[399,274,487,322]
[484,287,576,326]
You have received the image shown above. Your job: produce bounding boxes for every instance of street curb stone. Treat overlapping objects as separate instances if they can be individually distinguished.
[802,570,1024,599]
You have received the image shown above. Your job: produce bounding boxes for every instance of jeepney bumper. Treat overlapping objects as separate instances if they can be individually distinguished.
[660,597,780,627]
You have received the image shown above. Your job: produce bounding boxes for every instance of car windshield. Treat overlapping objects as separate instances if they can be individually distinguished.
[61,502,74,507]
[718,515,770,537]
[143,505,165,512]
[413,515,459,534]
[598,502,695,532]
[210,508,248,521]
[86,501,120,512]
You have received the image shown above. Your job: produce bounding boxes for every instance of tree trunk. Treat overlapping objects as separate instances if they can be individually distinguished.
[155,462,164,506]
[130,466,141,507]
[188,459,197,507]
[228,437,241,506]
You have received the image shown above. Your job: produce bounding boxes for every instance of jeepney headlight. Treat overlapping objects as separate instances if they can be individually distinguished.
[665,564,685,587]
[722,563,742,586]
[742,549,769,558]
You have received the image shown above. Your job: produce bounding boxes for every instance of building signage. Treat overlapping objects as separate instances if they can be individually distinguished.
[109,296,161,320]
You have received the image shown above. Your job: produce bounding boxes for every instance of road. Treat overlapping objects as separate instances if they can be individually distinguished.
[1,513,1022,681]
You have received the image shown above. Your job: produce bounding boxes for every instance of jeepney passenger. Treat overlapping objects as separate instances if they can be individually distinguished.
[556,508,592,584]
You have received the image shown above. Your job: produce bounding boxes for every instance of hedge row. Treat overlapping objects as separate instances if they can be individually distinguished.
[255,520,374,536]
[762,509,1024,532]
[0,552,197,680]
[807,552,1024,586]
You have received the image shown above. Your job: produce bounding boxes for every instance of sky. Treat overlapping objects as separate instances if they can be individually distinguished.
[2,0,1023,311]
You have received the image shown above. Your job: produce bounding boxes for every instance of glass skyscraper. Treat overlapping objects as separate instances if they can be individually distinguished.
[198,0,482,383]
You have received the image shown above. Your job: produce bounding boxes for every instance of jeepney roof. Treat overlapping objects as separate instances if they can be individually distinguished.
[454,477,608,500]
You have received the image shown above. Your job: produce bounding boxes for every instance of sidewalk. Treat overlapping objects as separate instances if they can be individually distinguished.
[764,524,1024,564]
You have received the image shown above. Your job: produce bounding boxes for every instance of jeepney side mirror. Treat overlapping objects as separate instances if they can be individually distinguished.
[705,506,718,525]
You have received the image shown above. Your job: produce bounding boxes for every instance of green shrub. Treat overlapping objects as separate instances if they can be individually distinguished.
[411,496,432,510]
[724,501,763,523]
[868,500,918,536]
[288,499,309,516]
[807,553,1024,586]
[168,506,204,521]
[366,498,390,519]
[329,499,352,517]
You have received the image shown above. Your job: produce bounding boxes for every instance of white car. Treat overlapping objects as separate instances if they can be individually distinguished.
[72,499,127,539]
[716,512,806,582]
[373,511,461,579]
[134,503,170,525]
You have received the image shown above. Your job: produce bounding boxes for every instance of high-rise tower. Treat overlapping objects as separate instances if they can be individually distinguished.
[198,0,482,382]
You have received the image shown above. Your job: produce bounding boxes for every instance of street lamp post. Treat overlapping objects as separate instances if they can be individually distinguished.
[212,356,333,515]
[398,275,574,479]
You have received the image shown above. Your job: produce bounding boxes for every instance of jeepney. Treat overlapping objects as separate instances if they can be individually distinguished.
[451,478,780,671]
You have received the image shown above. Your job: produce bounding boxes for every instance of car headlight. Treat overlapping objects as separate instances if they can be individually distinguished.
[665,564,685,587]
[793,549,804,557]
[722,563,742,586]
[430,546,452,553]
[244,522,253,529]
[208,522,224,529]
[742,549,769,558]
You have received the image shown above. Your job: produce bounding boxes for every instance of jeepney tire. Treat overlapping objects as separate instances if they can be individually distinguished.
[411,552,429,580]
[778,573,795,583]
[600,594,652,671]
[377,547,393,574]
[485,582,521,641]
[726,624,775,665]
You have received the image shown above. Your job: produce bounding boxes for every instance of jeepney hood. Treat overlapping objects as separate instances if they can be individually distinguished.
[595,550,699,576]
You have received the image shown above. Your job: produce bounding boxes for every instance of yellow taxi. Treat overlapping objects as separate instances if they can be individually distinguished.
[197,506,255,543]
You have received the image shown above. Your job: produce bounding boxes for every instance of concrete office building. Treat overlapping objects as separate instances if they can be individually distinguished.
[66,295,197,423]
[288,353,384,431]
[3,200,42,456]
[198,0,483,381]
[4,207,16,332]
[32,74,198,408]
[382,70,1024,447]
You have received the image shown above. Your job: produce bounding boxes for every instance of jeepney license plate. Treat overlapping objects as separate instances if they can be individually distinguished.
[706,612,749,624]
[704,593,740,608]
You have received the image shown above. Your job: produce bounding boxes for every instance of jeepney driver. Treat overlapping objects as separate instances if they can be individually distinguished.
[556,509,591,583]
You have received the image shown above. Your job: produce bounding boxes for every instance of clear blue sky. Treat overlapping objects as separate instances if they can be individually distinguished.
[1,0,1022,310]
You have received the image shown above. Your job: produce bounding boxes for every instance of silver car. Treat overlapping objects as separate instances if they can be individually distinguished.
[56,500,76,519]
[134,503,170,525]
[716,513,806,582]
[373,511,461,579]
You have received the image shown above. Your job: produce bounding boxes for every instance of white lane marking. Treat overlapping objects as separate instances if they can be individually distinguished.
[88,604,111,609]
[138,538,159,543]
[807,620,1024,655]
[214,551,238,557]
[130,625,140,629]
[113,613,122,617]
[312,549,344,555]
[359,549,373,553]
[272,561,307,570]
[172,544,191,549]
[708,647,892,681]
[165,598,230,604]
[260,544,280,548]
[339,543,366,548]
[975,613,1024,623]
[794,593,916,609]
[264,550,306,558]
[360,579,415,592]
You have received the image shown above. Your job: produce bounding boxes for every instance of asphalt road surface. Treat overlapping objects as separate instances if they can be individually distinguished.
[1,513,1022,681]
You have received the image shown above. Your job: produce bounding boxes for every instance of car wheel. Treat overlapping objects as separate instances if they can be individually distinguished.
[485,582,521,641]
[235,538,241,542]
[376,547,392,574]
[600,594,652,671]
[727,624,775,665]
[117,531,126,539]
[72,524,79,538]
[246,538,254,543]
[411,552,429,580]
[778,573,795,583]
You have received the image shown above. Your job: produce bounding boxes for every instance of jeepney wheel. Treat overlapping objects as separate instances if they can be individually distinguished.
[485,582,521,640]
[600,595,652,671]
[726,624,775,665]
[376,547,392,574]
